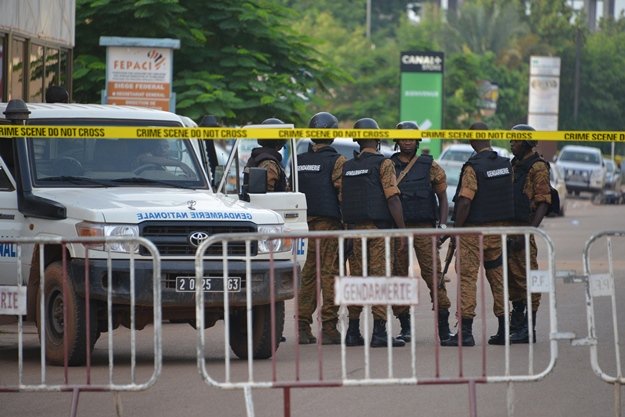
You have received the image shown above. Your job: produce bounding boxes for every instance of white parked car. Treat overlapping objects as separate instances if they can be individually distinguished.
[604,158,622,192]
[549,162,567,216]
[554,145,606,195]
[438,143,512,163]
[438,160,464,223]
[296,138,395,159]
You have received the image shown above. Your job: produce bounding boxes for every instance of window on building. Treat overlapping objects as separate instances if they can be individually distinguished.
[59,49,70,90]
[29,43,44,102]
[10,38,25,100]
[0,35,5,101]
[45,47,60,90]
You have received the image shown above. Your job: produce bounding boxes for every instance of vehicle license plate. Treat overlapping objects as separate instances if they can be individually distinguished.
[175,276,241,292]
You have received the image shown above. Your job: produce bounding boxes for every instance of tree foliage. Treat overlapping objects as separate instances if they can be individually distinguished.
[73,0,625,151]
[74,0,346,125]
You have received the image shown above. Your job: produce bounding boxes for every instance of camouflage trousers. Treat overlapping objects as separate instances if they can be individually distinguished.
[507,233,541,312]
[347,223,388,321]
[298,217,343,325]
[392,223,451,317]
[456,230,505,319]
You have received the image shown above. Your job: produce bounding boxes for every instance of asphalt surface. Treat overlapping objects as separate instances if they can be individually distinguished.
[1,194,624,417]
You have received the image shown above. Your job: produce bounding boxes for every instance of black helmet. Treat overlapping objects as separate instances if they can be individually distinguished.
[511,124,537,148]
[308,112,338,144]
[353,117,379,130]
[259,118,286,148]
[353,117,380,145]
[308,112,338,129]
[396,121,419,130]
[261,117,284,125]
[199,114,220,127]
[395,121,420,142]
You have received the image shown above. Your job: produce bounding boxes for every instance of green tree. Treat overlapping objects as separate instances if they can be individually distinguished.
[74,0,345,125]
[520,0,577,56]
[559,17,625,154]
[279,0,366,32]
[442,0,528,61]
[292,10,402,127]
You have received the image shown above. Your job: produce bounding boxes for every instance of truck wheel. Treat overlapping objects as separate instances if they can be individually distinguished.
[36,262,99,366]
[228,301,285,360]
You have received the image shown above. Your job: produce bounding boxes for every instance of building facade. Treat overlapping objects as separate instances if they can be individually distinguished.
[0,0,75,102]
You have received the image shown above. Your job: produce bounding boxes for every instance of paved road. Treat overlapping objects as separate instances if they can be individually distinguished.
[1,195,624,417]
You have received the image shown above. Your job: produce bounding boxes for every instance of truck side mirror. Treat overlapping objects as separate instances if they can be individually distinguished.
[240,167,267,201]
[247,167,268,194]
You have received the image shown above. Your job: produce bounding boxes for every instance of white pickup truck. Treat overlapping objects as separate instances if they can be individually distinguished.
[0,101,307,365]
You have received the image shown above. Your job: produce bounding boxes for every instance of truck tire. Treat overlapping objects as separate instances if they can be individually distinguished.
[36,261,100,366]
[228,301,285,360]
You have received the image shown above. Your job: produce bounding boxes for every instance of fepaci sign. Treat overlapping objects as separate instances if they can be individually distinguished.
[100,36,180,112]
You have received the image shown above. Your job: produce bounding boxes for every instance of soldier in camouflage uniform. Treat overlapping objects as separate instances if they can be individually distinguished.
[502,124,551,344]
[441,123,514,347]
[243,118,288,192]
[297,112,347,345]
[390,121,452,345]
[342,118,406,348]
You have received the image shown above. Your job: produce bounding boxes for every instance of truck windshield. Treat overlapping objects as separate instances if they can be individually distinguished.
[559,150,601,164]
[29,137,207,188]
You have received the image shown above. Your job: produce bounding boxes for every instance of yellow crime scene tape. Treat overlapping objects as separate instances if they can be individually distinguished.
[0,125,624,142]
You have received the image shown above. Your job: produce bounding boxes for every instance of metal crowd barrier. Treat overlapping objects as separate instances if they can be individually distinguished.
[574,231,625,417]
[194,226,560,417]
[0,236,162,417]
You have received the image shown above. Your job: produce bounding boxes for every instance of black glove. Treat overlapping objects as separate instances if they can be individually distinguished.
[506,235,525,252]
[343,238,354,259]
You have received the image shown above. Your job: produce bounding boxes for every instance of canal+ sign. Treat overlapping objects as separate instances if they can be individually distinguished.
[400,52,444,73]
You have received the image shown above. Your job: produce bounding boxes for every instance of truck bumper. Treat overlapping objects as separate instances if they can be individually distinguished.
[69,259,298,307]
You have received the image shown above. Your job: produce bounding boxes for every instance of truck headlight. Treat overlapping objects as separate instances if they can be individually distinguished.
[591,169,603,180]
[257,225,292,253]
[76,222,140,253]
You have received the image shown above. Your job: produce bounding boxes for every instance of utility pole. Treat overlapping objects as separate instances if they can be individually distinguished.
[573,27,581,123]
[604,0,615,19]
[583,0,597,31]
[366,0,371,39]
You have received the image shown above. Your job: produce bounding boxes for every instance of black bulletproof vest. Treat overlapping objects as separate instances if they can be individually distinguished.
[391,153,437,224]
[342,152,392,224]
[297,146,341,219]
[512,152,547,224]
[455,150,513,224]
[244,147,287,192]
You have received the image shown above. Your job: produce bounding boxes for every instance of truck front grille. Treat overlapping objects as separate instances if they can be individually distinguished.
[139,221,257,256]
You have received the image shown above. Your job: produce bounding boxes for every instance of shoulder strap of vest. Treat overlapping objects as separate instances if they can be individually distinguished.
[527,153,547,170]
[396,155,419,184]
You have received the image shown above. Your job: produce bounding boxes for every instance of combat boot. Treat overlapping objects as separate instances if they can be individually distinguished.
[488,315,507,345]
[510,301,526,333]
[321,320,342,345]
[441,318,475,347]
[438,309,452,343]
[509,310,537,344]
[370,319,406,348]
[298,321,317,345]
[396,312,411,343]
[345,319,364,346]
